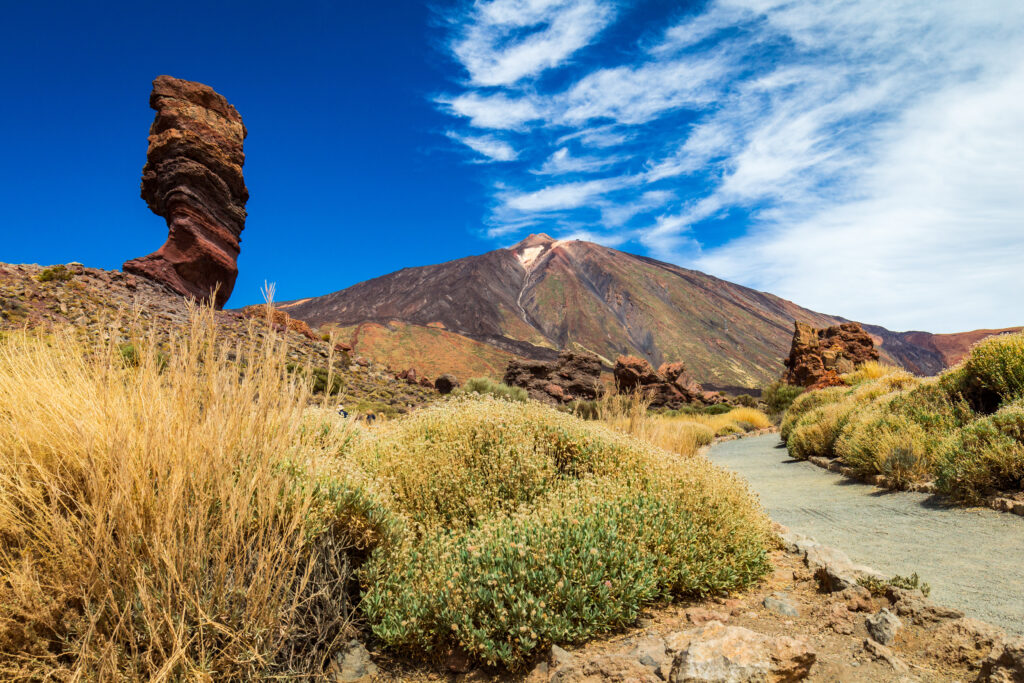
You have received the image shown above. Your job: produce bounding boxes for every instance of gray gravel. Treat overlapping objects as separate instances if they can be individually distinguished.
[709,434,1024,635]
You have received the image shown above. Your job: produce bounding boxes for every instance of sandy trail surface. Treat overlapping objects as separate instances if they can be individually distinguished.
[709,434,1024,635]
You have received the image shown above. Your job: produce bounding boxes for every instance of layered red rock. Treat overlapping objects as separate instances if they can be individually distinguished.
[613,356,719,408]
[124,75,248,309]
[503,350,602,404]
[783,322,879,388]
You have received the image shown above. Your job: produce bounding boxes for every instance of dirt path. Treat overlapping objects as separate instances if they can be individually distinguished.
[709,434,1024,635]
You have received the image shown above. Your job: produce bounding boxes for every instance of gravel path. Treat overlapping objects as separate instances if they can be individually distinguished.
[709,434,1024,635]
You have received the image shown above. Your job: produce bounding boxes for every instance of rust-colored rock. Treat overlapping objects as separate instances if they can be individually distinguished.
[783,322,879,388]
[503,350,602,404]
[614,356,711,408]
[124,75,248,309]
[615,355,662,390]
[240,305,317,341]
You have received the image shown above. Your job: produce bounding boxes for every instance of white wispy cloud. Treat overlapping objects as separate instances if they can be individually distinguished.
[439,92,543,130]
[447,132,519,161]
[437,0,1024,331]
[451,0,617,86]
[532,147,625,175]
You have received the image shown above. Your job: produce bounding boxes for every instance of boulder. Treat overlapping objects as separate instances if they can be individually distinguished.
[615,355,662,390]
[434,374,460,394]
[666,622,815,682]
[782,322,879,388]
[865,608,902,645]
[504,350,601,404]
[124,76,248,309]
[613,356,710,409]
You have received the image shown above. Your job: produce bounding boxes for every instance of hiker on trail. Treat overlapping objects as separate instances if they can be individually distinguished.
[336,404,348,418]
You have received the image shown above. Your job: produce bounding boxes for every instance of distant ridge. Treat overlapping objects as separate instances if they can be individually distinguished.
[280,235,1016,388]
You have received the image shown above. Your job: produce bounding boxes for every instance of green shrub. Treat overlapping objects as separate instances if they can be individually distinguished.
[458,377,528,402]
[762,381,803,417]
[36,265,73,282]
[835,409,934,485]
[858,572,931,598]
[119,342,140,367]
[961,332,1024,403]
[733,394,758,408]
[788,402,851,460]
[353,398,772,670]
[564,399,600,420]
[937,406,1024,502]
[780,386,846,442]
[702,403,733,415]
[361,483,768,670]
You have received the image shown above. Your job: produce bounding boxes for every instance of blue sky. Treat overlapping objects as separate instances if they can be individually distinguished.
[2,1,1022,332]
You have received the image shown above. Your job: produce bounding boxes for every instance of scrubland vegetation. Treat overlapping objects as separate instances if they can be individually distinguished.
[782,334,1024,502]
[0,307,773,677]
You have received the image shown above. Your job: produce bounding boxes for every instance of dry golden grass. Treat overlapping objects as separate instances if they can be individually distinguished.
[595,395,772,458]
[0,304,364,679]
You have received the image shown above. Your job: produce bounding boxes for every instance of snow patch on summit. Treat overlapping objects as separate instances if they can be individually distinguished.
[517,245,545,269]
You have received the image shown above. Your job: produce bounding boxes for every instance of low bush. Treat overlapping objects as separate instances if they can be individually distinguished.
[842,361,901,386]
[788,402,851,460]
[936,403,1024,503]
[961,333,1024,403]
[355,397,772,670]
[858,572,931,598]
[458,376,529,402]
[36,264,73,282]
[762,380,804,417]
[733,393,758,408]
[780,386,846,442]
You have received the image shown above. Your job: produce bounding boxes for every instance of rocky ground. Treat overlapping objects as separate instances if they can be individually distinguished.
[0,262,439,414]
[337,529,1022,682]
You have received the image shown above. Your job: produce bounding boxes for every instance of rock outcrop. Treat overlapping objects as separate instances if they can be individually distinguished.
[613,356,721,408]
[782,322,879,389]
[240,305,317,340]
[503,350,602,404]
[124,75,248,309]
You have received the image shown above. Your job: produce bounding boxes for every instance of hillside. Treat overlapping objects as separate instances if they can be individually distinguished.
[0,262,438,415]
[282,234,1000,389]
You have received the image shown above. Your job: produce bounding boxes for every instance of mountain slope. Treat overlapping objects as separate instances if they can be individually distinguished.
[281,234,1008,388]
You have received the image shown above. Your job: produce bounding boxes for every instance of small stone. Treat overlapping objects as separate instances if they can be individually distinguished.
[838,585,874,612]
[763,593,800,617]
[826,602,855,635]
[333,639,379,682]
[687,607,731,625]
[863,638,909,674]
[866,608,903,646]
[668,622,815,682]
[550,644,575,669]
